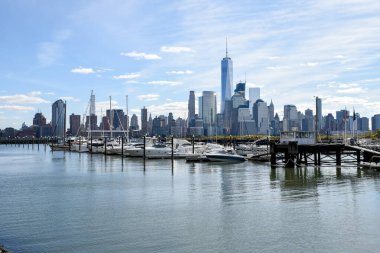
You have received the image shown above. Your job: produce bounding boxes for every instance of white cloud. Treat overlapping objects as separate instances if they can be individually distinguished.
[137,94,160,101]
[0,94,49,104]
[160,46,194,53]
[166,70,193,75]
[147,101,188,118]
[300,62,320,67]
[71,66,96,74]
[113,73,141,79]
[147,81,182,86]
[126,80,140,84]
[0,105,34,111]
[337,87,365,94]
[121,51,161,60]
[59,96,80,102]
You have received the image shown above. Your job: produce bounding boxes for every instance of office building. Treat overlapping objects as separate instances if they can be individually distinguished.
[51,99,66,137]
[316,97,322,133]
[253,99,269,134]
[141,107,148,135]
[188,91,195,127]
[69,113,81,136]
[221,40,233,113]
[372,114,380,131]
[33,112,46,126]
[249,87,260,113]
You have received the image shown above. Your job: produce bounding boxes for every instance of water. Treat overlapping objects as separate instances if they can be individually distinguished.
[1,144,380,253]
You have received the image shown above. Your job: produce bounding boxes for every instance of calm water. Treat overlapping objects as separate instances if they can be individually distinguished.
[1,144,380,253]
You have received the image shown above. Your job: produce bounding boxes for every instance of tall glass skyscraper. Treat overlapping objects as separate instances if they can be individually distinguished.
[316,97,322,133]
[52,99,66,138]
[221,39,233,113]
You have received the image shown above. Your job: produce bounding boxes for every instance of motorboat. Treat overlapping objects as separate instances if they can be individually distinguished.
[205,148,247,162]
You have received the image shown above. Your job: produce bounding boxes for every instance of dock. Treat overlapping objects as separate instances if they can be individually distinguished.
[270,141,380,167]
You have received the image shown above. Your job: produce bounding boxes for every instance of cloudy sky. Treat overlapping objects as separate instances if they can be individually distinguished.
[1,0,380,129]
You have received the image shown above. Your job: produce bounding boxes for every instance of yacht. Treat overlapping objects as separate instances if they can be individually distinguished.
[205,147,247,162]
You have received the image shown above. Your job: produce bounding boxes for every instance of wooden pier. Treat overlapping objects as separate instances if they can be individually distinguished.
[270,142,380,167]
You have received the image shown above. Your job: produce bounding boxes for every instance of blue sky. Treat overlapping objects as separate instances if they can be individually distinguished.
[1,0,380,129]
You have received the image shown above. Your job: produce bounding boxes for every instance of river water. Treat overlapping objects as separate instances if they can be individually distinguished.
[1,144,380,253]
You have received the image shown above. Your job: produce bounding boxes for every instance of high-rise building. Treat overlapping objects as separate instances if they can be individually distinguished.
[90,90,96,116]
[188,91,195,126]
[52,99,66,137]
[324,113,335,134]
[69,113,81,136]
[253,99,269,134]
[372,114,380,131]
[316,97,322,133]
[359,117,369,132]
[283,104,298,131]
[336,109,349,132]
[234,82,246,98]
[85,115,97,131]
[268,100,274,122]
[302,109,314,131]
[33,112,46,126]
[249,87,260,113]
[221,39,233,113]
[141,107,148,135]
[130,114,139,131]
[201,91,217,135]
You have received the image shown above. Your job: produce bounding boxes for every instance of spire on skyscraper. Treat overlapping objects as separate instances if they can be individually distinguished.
[225,37,228,58]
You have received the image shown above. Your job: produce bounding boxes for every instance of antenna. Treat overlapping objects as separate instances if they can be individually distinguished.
[225,37,228,58]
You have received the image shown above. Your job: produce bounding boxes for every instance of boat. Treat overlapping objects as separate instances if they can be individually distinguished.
[205,148,247,162]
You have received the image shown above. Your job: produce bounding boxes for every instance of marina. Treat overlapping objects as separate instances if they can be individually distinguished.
[1,144,380,253]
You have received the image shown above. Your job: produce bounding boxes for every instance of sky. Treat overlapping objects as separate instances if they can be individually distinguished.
[1,0,380,129]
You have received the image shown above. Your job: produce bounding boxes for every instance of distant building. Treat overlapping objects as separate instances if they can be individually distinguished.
[69,114,81,136]
[253,99,269,134]
[249,87,260,114]
[33,113,46,126]
[188,91,195,127]
[336,109,349,132]
[130,114,139,131]
[358,117,369,132]
[141,107,148,135]
[200,91,217,135]
[302,109,314,132]
[283,104,298,131]
[372,114,380,131]
[221,40,233,113]
[52,99,66,138]
[316,97,322,133]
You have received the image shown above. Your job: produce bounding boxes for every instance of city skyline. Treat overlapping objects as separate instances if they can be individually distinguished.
[1,1,380,129]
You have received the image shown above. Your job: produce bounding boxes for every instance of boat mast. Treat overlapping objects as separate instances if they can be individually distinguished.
[109,96,113,138]
[126,95,129,142]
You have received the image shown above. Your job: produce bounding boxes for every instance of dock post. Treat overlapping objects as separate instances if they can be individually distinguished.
[270,142,276,165]
[171,136,174,161]
[121,137,124,157]
[336,147,341,166]
[143,135,146,160]
[356,150,360,165]
[90,136,92,155]
[317,150,321,166]
[104,137,107,156]
[192,135,195,154]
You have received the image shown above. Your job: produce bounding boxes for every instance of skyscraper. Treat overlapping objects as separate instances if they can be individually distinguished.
[253,99,269,134]
[141,107,148,135]
[90,90,96,116]
[69,113,81,136]
[52,99,66,137]
[33,112,46,126]
[316,97,322,133]
[221,39,233,113]
[201,91,217,135]
[283,104,298,131]
[188,91,195,126]
[249,87,260,113]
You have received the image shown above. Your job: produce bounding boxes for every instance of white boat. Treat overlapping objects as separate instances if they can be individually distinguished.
[205,148,247,162]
